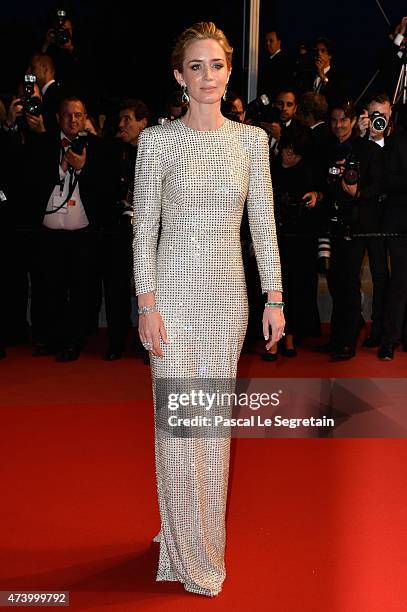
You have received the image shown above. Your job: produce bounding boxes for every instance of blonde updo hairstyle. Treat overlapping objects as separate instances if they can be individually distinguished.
[171,21,233,74]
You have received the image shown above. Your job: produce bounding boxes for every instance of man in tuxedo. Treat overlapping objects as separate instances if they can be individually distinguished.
[296,37,346,105]
[27,95,117,361]
[257,29,294,100]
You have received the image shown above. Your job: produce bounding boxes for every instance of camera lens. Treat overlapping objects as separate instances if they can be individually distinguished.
[372,116,387,131]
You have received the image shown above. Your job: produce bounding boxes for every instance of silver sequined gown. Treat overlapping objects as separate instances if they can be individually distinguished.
[133,118,282,596]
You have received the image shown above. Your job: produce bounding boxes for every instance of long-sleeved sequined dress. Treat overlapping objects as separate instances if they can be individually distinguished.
[133,118,282,596]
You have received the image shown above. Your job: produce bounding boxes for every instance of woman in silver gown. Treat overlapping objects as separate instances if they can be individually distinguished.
[133,22,285,597]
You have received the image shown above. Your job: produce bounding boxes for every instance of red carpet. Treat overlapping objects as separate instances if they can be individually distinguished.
[1,334,406,611]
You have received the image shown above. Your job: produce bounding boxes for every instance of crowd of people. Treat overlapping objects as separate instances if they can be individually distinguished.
[1,11,407,363]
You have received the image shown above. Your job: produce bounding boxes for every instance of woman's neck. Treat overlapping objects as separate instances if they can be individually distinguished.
[181,103,225,131]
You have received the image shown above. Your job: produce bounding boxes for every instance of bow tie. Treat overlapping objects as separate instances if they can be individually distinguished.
[61,138,71,148]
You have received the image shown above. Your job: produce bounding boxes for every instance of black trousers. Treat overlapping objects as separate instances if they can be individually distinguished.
[35,227,98,348]
[279,235,320,339]
[330,236,388,348]
[0,228,30,347]
[382,236,407,344]
[101,221,133,350]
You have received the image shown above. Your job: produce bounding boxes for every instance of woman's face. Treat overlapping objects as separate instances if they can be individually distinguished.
[174,38,230,106]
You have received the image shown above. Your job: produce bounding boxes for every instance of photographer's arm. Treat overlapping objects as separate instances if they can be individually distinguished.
[41,29,55,53]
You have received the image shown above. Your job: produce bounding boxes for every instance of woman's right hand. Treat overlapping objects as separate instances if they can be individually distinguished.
[139,311,169,357]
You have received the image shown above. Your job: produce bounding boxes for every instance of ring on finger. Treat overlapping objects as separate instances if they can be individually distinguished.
[142,340,153,351]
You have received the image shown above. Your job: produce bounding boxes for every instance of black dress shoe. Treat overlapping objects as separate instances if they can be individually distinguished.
[377,343,396,361]
[104,348,123,361]
[362,335,381,348]
[312,342,336,354]
[402,343,407,353]
[32,342,59,357]
[330,346,355,362]
[280,346,298,358]
[262,350,278,362]
[56,345,81,362]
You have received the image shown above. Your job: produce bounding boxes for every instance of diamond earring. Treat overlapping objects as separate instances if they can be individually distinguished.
[181,85,190,104]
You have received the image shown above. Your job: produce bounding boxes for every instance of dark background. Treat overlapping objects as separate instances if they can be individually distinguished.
[0,0,405,116]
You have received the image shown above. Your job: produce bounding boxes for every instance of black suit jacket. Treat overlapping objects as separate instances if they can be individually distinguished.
[296,65,347,105]
[24,132,119,229]
[258,50,294,100]
[382,130,407,232]
[325,135,384,232]
[308,122,331,188]
[41,81,63,134]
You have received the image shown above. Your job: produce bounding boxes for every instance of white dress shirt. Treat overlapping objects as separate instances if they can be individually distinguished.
[42,131,89,230]
[313,66,331,92]
[41,79,56,97]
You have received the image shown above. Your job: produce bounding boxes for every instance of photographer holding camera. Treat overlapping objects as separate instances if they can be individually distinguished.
[376,113,407,360]
[40,10,81,92]
[355,93,393,348]
[2,76,46,141]
[320,100,384,361]
[25,96,118,362]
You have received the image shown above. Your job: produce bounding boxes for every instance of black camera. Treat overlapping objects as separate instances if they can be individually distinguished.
[343,154,359,186]
[328,154,359,187]
[246,94,271,124]
[370,111,388,132]
[69,131,88,154]
[275,192,305,228]
[21,74,43,117]
[52,9,71,47]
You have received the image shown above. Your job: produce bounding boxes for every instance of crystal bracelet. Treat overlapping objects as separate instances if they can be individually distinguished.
[265,301,285,310]
[138,305,158,315]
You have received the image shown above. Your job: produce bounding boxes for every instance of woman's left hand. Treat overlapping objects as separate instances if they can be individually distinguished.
[263,307,285,351]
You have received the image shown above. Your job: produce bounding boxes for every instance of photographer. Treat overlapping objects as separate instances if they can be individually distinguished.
[2,77,46,142]
[40,10,81,92]
[222,91,247,123]
[377,123,407,360]
[356,93,393,347]
[263,125,321,361]
[261,89,302,160]
[25,96,118,362]
[321,100,384,361]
